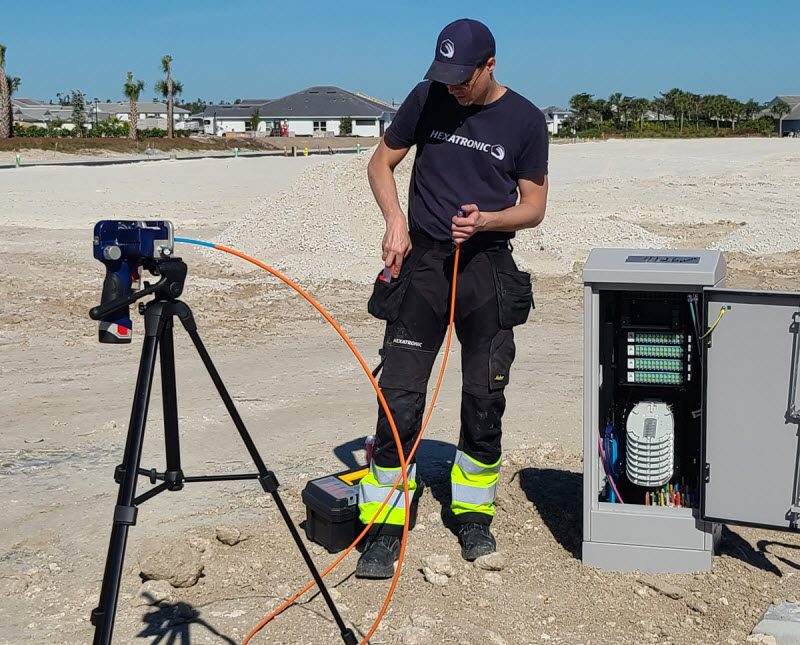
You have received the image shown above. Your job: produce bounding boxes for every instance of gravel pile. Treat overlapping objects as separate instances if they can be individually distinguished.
[217,148,797,284]
[716,217,800,255]
[218,152,411,284]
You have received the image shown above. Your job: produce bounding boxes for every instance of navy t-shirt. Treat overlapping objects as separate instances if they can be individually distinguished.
[384,81,549,243]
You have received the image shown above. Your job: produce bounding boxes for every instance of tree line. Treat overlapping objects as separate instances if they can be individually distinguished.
[566,88,792,137]
[0,44,185,140]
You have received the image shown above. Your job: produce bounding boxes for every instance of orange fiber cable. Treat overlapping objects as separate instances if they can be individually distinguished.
[182,240,459,644]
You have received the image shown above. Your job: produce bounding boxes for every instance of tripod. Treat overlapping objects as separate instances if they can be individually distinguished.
[89,258,357,645]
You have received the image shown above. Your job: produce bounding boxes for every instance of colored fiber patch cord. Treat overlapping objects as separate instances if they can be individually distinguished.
[701,306,726,339]
[175,237,460,644]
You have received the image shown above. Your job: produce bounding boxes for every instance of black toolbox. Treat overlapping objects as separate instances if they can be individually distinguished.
[301,467,421,553]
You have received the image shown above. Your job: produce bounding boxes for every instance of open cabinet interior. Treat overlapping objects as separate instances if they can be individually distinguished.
[597,289,703,509]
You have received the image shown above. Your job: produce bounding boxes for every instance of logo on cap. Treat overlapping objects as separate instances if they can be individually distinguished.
[491,145,506,161]
[439,39,455,59]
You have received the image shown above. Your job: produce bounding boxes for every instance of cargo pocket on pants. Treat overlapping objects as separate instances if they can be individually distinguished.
[488,329,516,391]
[488,251,534,329]
[367,249,425,322]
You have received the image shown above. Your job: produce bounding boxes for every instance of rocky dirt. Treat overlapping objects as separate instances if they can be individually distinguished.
[1,139,800,644]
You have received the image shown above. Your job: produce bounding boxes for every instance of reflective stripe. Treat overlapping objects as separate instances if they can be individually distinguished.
[358,462,417,527]
[451,450,500,518]
[369,461,417,487]
[453,450,501,476]
[452,482,497,506]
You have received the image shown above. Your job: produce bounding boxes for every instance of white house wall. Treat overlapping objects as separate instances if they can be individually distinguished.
[353,120,377,136]
[288,120,315,136]
[216,120,247,134]
[208,116,385,137]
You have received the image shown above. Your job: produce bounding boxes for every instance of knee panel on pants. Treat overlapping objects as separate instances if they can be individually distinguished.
[459,391,505,465]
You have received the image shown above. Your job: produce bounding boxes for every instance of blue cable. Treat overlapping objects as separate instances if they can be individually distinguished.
[175,237,217,248]
[603,422,617,503]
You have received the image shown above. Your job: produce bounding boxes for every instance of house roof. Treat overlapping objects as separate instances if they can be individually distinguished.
[95,101,189,115]
[542,105,571,115]
[785,103,800,121]
[761,96,800,120]
[352,92,396,110]
[774,95,800,107]
[13,105,74,123]
[211,86,396,120]
[11,97,48,108]
[192,103,261,118]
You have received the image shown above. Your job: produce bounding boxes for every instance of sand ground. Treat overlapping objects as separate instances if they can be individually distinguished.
[1,139,800,645]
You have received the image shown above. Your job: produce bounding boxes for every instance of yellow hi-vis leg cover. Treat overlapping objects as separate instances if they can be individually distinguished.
[358,461,417,527]
[450,450,501,518]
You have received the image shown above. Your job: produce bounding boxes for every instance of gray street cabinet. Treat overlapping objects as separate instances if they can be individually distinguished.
[582,248,800,573]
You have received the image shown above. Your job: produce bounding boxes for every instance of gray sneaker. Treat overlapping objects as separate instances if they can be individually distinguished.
[458,523,496,561]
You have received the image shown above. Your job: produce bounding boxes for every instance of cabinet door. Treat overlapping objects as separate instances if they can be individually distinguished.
[703,288,800,530]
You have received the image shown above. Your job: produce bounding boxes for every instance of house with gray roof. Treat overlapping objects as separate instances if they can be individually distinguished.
[200,86,396,137]
[12,97,190,132]
[765,95,800,135]
[93,101,190,130]
[541,105,573,135]
[11,98,78,129]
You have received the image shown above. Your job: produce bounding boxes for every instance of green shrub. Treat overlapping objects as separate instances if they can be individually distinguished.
[91,118,130,137]
[136,127,190,140]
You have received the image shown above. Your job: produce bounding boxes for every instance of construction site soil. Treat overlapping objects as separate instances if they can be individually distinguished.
[1,139,799,644]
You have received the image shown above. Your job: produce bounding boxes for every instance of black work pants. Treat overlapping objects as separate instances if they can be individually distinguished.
[366,231,532,527]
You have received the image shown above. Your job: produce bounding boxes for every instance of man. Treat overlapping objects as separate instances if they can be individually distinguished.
[356,17,549,579]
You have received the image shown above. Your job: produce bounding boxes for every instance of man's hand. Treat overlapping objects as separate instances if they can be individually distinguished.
[382,219,412,277]
[452,204,485,245]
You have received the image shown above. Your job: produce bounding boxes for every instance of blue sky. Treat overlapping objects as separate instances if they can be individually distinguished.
[3,0,795,108]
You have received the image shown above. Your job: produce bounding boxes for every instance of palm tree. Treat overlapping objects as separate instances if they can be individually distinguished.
[0,44,11,138]
[123,72,145,140]
[630,98,651,130]
[771,100,791,137]
[568,93,595,130]
[154,55,183,138]
[728,99,744,132]
[607,92,623,126]
[592,98,607,126]
[743,99,761,122]
[662,89,691,133]
[686,92,703,129]
[5,75,20,137]
[619,95,634,129]
[705,94,725,132]
[651,96,668,129]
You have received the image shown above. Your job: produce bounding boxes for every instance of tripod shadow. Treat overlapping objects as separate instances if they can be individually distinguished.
[518,467,583,559]
[136,594,236,644]
[718,526,783,575]
[757,538,800,571]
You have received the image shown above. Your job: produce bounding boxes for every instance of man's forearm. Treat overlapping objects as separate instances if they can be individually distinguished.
[480,202,546,233]
[368,162,406,226]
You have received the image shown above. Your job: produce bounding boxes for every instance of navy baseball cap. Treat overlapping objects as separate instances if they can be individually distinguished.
[424,19,496,85]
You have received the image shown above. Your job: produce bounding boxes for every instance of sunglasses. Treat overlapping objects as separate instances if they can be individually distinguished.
[450,62,489,88]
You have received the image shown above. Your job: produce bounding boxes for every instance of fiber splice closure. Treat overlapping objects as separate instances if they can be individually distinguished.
[174,236,461,644]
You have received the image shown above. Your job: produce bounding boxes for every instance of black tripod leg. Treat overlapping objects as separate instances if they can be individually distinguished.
[181,321,357,645]
[92,333,160,645]
[160,319,184,490]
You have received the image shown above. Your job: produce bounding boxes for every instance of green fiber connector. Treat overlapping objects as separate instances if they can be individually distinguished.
[634,358,683,371]
[632,371,684,385]
[631,343,684,358]
[633,332,684,345]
